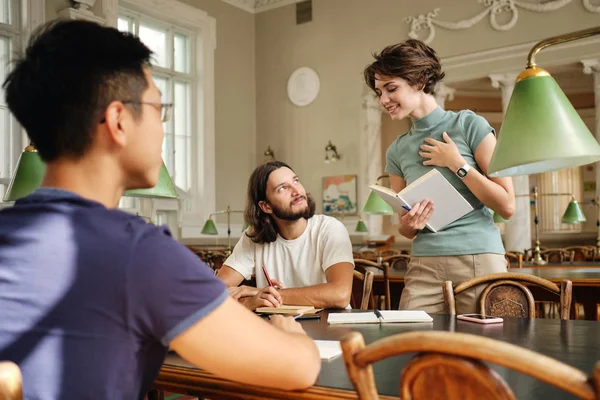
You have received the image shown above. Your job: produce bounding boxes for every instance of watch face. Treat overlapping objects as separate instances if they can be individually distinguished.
[457,168,467,178]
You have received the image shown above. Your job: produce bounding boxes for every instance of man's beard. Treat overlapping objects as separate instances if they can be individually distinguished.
[271,197,311,221]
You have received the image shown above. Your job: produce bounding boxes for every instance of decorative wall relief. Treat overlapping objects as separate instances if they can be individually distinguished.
[405,0,600,44]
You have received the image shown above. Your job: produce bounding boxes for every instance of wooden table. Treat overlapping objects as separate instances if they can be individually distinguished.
[154,311,600,399]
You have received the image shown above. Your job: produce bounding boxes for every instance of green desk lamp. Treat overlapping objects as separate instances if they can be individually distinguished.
[362,175,394,215]
[3,145,45,201]
[201,206,245,251]
[355,218,369,232]
[488,26,600,177]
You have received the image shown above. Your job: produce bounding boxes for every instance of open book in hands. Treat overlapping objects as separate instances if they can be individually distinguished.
[327,310,433,324]
[369,169,473,232]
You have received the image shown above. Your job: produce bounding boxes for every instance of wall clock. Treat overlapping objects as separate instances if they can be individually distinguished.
[287,67,320,107]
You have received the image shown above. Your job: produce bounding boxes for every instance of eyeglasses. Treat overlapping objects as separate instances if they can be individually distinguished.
[99,101,174,123]
[122,101,173,122]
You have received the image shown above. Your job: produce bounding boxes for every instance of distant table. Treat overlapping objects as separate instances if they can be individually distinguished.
[154,312,600,399]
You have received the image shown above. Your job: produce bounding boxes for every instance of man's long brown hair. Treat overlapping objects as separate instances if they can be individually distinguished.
[244,161,315,244]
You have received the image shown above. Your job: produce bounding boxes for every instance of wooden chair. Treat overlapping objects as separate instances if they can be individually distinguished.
[563,246,597,262]
[540,248,575,263]
[354,258,390,310]
[505,252,523,268]
[0,361,22,400]
[378,249,401,258]
[383,254,411,270]
[359,250,378,260]
[442,273,573,320]
[351,269,375,310]
[341,331,600,400]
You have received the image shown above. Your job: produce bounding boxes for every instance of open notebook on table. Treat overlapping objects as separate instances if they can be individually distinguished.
[315,340,342,361]
[369,169,473,232]
[255,305,322,316]
[327,310,433,324]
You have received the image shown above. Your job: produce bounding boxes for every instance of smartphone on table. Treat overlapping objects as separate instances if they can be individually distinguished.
[457,314,503,324]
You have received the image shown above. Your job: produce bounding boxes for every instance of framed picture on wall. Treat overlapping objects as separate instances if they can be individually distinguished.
[322,175,358,215]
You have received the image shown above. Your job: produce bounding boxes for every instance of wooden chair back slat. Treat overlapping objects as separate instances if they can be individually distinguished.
[341,331,597,400]
[443,273,573,320]
[354,258,391,310]
[0,361,22,400]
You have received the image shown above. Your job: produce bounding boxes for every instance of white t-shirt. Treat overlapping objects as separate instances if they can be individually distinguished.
[224,214,354,288]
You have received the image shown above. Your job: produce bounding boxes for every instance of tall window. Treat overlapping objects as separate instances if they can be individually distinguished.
[537,167,583,232]
[0,0,20,201]
[118,10,193,193]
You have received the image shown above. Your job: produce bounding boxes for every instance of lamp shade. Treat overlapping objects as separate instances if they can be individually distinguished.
[355,218,368,233]
[242,221,249,232]
[201,218,218,235]
[362,192,393,215]
[124,162,177,199]
[3,146,46,201]
[561,200,586,224]
[488,69,600,177]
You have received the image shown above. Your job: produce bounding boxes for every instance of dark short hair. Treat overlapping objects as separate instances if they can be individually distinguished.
[3,19,153,162]
[364,39,445,95]
[244,161,316,244]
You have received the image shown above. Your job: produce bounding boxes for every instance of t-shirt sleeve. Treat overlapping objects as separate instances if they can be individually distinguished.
[222,233,256,280]
[127,225,228,346]
[385,140,404,178]
[461,110,495,153]
[320,219,355,272]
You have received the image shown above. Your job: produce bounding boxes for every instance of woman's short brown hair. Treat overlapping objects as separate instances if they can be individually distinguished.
[364,39,445,95]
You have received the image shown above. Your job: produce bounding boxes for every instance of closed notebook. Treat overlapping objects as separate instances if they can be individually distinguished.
[327,310,433,324]
[369,169,473,232]
[314,340,342,360]
[255,305,318,316]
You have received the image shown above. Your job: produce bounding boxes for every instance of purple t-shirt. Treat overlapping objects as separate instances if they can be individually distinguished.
[0,188,227,399]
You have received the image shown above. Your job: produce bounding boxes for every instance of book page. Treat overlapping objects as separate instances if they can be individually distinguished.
[368,184,406,214]
[327,312,379,324]
[314,340,342,360]
[379,310,433,323]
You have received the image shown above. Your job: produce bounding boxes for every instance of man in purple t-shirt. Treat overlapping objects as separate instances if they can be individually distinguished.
[0,20,319,399]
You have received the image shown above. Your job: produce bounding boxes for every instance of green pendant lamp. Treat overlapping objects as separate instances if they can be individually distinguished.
[124,162,178,199]
[242,221,249,232]
[201,218,218,235]
[355,218,369,232]
[561,200,586,224]
[363,174,394,215]
[488,26,600,177]
[3,145,46,201]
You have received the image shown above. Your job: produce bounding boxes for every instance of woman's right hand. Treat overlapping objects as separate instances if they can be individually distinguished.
[400,200,434,231]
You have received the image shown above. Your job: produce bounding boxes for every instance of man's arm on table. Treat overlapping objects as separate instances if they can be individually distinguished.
[277,262,353,309]
[170,297,320,390]
[217,265,282,309]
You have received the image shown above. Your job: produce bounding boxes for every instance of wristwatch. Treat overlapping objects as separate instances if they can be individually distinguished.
[455,163,471,179]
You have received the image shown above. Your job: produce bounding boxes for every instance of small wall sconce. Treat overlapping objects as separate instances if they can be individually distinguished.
[324,140,341,164]
[264,145,275,161]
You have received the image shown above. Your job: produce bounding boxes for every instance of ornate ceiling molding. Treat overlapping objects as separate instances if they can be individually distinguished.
[219,0,299,13]
[405,0,600,44]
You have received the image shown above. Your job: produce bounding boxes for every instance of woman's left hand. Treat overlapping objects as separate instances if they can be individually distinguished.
[419,132,466,171]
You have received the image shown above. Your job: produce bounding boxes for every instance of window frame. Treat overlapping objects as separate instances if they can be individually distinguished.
[113,0,216,235]
[0,0,44,208]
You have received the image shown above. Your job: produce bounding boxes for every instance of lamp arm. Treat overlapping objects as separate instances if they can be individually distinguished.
[375,174,389,183]
[527,26,600,68]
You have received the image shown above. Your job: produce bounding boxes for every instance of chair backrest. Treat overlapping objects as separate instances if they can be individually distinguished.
[540,248,575,263]
[359,250,378,260]
[340,331,599,400]
[378,249,401,257]
[0,361,22,400]
[442,273,573,320]
[354,258,391,310]
[504,252,523,268]
[563,246,596,262]
[383,254,411,270]
[351,269,374,310]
